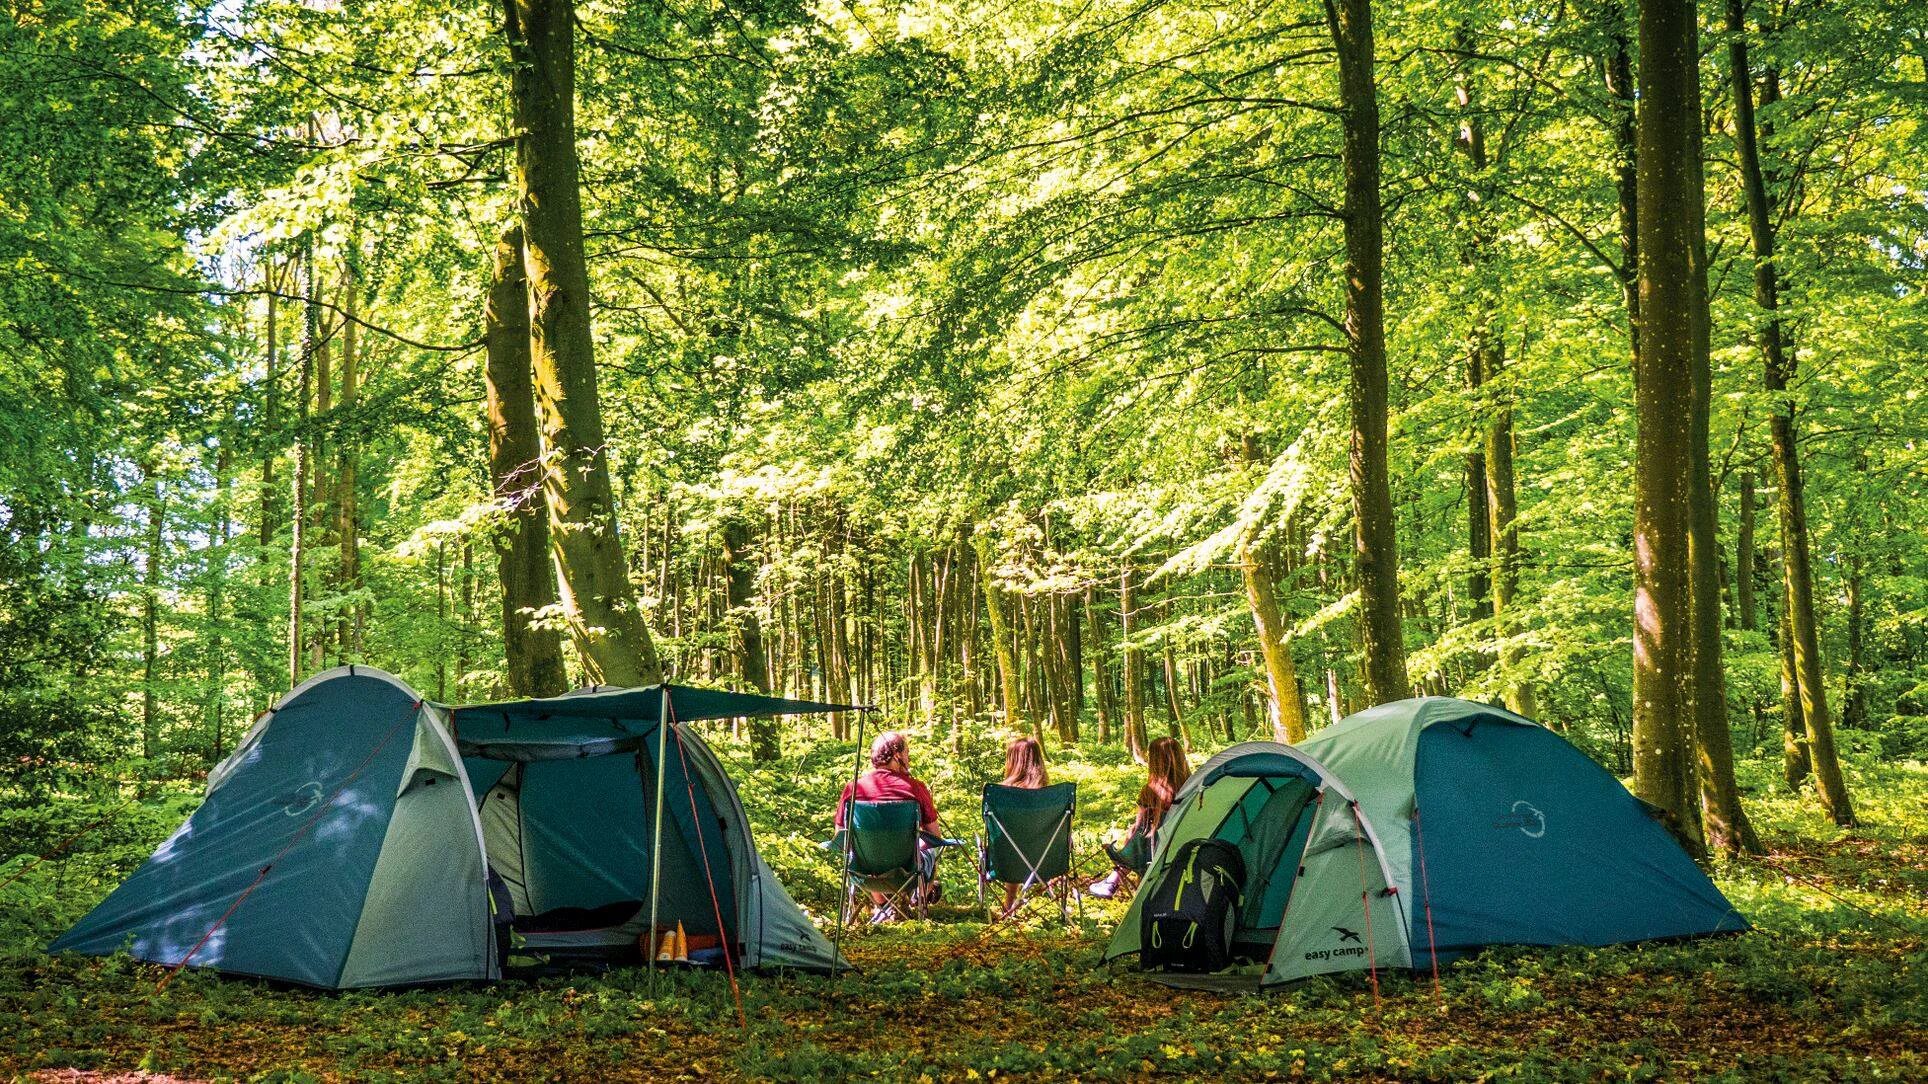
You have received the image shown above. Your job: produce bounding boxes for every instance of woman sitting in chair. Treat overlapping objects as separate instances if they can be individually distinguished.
[1089,736,1191,898]
[996,737,1050,915]
[835,730,943,919]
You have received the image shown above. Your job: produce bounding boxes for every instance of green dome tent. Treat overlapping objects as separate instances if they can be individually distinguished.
[50,666,850,988]
[1105,697,1745,989]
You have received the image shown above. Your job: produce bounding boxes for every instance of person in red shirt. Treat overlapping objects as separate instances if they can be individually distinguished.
[835,730,943,918]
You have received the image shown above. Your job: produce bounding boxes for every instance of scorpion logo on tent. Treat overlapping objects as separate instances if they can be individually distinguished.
[1510,801,1546,838]
[279,781,324,817]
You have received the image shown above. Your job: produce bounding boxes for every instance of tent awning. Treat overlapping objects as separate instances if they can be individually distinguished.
[446,683,864,753]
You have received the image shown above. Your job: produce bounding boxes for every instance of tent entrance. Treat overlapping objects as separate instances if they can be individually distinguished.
[463,740,738,959]
[1207,777,1318,960]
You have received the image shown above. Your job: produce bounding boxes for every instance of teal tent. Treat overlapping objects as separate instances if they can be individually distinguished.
[1105,697,1745,987]
[51,666,851,988]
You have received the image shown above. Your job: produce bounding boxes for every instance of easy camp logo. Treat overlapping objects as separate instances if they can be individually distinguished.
[1493,800,1546,838]
[1304,926,1369,962]
[279,781,324,817]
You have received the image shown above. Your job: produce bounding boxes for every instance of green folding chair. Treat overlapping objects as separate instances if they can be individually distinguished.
[832,798,930,923]
[977,782,1078,923]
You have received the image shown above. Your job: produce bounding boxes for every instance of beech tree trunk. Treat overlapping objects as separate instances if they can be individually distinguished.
[1680,25,1759,855]
[141,462,164,779]
[259,275,279,547]
[1326,0,1407,705]
[289,246,316,689]
[1727,1,1854,825]
[1600,1,1640,359]
[485,224,569,697]
[1120,564,1148,760]
[504,0,660,687]
[1778,598,1810,786]
[724,516,779,760]
[1630,0,1707,856]
[337,277,362,659]
[1454,33,1495,648]
[1737,470,1757,630]
[975,533,1022,729]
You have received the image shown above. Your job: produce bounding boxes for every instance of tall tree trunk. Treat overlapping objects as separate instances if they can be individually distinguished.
[1326,0,1407,704]
[288,246,316,689]
[1239,433,1307,742]
[259,274,279,546]
[1736,469,1757,630]
[1726,1,1854,826]
[206,445,230,763]
[724,516,778,760]
[1455,33,1495,645]
[1685,22,1759,855]
[504,0,660,686]
[1087,585,1113,743]
[436,541,449,702]
[457,542,474,700]
[1631,0,1707,856]
[485,224,569,697]
[1601,1,1640,359]
[336,274,362,659]
[1120,563,1148,760]
[1484,346,1533,718]
[141,462,164,783]
[975,533,1022,729]
[1779,598,1810,786]
[1843,550,1868,731]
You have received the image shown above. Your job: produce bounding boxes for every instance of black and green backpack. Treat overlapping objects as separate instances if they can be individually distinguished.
[1140,838,1246,972]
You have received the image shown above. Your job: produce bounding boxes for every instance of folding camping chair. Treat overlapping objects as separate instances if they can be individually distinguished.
[977,782,1078,923]
[1099,821,1154,899]
[832,798,935,924]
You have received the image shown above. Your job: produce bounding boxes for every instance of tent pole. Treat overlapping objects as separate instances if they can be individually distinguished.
[648,684,671,985]
[832,709,868,982]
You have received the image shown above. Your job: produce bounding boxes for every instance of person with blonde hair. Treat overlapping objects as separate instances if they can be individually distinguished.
[834,730,944,918]
[1089,736,1191,898]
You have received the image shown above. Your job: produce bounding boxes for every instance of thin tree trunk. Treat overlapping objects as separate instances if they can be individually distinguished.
[1454,53,1533,711]
[485,224,569,697]
[1737,469,1757,630]
[1601,1,1640,359]
[207,445,230,763]
[1684,25,1759,855]
[141,462,164,783]
[1326,0,1407,705]
[1454,33,1495,651]
[1726,0,1854,826]
[504,0,660,686]
[337,274,362,659]
[724,516,778,760]
[259,274,279,546]
[1120,564,1147,760]
[1843,550,1868,731]
[1779,597,1810,787]
[1087,585,1113,743]
[436,541,448,702]
[975,533,1022,729]
[1239,434,1308,742]
[289,246,316,689]
[1631,0,1707,857]
[457,542,474,700]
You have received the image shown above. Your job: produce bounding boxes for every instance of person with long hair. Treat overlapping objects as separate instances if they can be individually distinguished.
[995,737,1049,913]
[1088,736,1191,898]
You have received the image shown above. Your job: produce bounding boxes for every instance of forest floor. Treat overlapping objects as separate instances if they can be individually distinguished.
[1,753,1923,1082]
